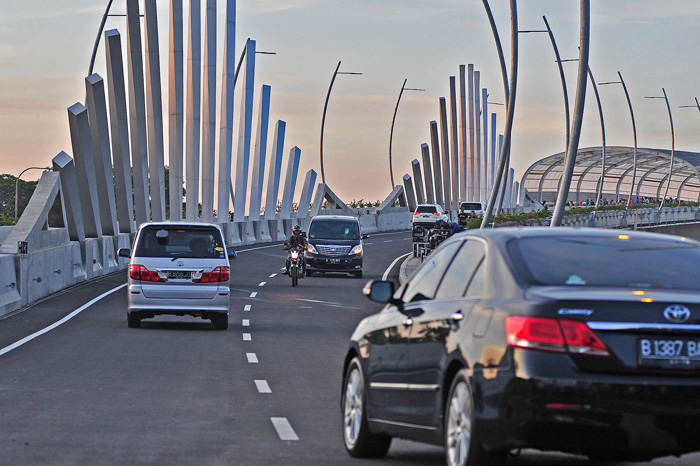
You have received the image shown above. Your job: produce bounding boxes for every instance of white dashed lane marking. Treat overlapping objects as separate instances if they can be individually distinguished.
[271,417,299,441]
[242,319,250,327]
[383,240,392,243]
[244,304,251,311]
[255,380,272,394]
[258,282,266,287]
[269,273,277,278]
[243,333,251,341]
[246,353,258,363]
[250,292,257,298]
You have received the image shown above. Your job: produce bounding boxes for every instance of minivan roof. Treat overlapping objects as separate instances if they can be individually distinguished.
[310,215,359,222]
[137,221,222,229]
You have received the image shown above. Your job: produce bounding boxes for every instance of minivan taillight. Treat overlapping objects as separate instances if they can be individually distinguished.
[129,264,162,282]
[506,316,609,356]
[200,266,230,283]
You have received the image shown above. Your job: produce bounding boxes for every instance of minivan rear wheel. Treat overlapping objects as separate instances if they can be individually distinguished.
[212,314,228,330]
[127,312,141,328]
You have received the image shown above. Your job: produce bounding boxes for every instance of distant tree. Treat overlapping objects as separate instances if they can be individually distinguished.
[0,174,39,222]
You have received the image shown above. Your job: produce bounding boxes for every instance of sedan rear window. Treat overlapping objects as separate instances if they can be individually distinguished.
[508,235,700,291]
[135,226,225,258]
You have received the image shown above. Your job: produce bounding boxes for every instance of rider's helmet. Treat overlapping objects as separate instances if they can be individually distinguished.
[292,224,302,234]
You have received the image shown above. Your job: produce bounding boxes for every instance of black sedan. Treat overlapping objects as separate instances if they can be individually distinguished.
[341,227,700,466]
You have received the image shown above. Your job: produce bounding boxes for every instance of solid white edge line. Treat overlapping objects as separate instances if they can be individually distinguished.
[270,417,299,441]
[0,283,128,358]
[382,252,412,281]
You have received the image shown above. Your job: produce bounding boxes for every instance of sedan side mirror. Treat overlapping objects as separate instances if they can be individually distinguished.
[227,249,237,260]
[362,233,370,239]
[363,280,396,304]
[117,248,131,258]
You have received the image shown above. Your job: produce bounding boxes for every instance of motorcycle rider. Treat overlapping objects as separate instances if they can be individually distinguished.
[283,224,308,276]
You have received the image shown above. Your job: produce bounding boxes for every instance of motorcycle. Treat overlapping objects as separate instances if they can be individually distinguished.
[288,246,305,287]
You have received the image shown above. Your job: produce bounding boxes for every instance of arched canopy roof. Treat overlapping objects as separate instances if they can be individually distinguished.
[521,146,700,203]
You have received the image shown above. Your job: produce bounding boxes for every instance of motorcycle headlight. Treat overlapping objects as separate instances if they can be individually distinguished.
[350,244,362,255]
[291,250,299,259]
[306,244,318,254]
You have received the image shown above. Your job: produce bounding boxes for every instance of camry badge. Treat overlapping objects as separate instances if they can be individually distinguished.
[176,260,184,267]
[664,305,691,323]
[558,308,593,316]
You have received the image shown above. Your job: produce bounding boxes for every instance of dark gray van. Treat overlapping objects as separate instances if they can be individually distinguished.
[304,215,368,278]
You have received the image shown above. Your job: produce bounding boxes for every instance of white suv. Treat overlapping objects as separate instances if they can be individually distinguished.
[412,204,449,228]
[460,201,486,217]
[118,222,236,329]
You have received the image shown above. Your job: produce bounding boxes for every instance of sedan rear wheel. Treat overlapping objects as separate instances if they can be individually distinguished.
[342,357,391,458]
[445,373,504,466]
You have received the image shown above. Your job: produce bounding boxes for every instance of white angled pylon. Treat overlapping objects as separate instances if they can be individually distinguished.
[217,0,236,222]
[168,0,184,221]
[144,0,166,221]
[185,0,201,220]
[200,0,217,222]
[233,39,256,222]
[249,84,271,221]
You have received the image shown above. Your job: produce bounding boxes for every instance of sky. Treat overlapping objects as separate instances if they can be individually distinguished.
[1,0,700,206]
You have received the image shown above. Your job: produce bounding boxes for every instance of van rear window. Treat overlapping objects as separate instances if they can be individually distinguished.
[135,226,224,258]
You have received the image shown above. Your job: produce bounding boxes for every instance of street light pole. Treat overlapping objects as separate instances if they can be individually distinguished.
[550,0,590,227]
[599,71,637,214]
[319,61,362,185]
[15,167,51,218]
[480,0,517,228]
[645,89,674,211]
[389,79,424,191]
[587,68,606,217]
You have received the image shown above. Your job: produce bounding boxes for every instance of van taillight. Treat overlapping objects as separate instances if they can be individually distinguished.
[200,266,229,283]
[129,264,162,282]
[506,316,609,356]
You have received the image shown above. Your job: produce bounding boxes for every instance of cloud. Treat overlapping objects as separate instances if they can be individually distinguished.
[0,43,14,59]
[240,0,323,14]
[597,0,700,24]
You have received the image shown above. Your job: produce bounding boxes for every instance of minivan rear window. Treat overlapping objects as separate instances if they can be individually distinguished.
[508,235,700,291]
[135,226,225,258]
[309,220,360,240]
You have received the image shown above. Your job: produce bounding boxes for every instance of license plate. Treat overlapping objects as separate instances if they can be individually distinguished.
[327,258,340,264]
[166,271,192,279]
[638,338,700,369]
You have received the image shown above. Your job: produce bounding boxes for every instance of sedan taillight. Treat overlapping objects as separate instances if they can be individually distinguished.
[506,316,609,356]
[200,266,230,283]
[129,264,162,282]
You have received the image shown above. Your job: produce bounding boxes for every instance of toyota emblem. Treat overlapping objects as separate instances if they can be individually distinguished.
[176,260,184,267]
[663,305,691,323]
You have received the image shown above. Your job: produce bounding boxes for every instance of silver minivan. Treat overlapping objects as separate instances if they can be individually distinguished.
[117,222,236,329]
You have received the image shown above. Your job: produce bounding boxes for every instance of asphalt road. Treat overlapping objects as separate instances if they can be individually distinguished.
[2,229,700,466]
